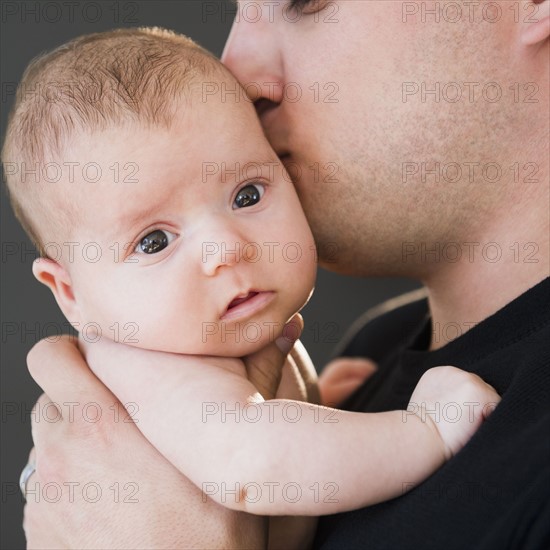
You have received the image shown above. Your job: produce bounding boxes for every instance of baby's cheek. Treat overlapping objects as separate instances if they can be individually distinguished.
[147,291,203,350]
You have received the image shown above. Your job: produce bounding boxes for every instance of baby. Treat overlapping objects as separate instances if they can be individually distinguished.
[3,28,500,549]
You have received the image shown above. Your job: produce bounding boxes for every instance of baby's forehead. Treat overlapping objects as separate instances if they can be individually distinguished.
[4,28,258,257]
[49,66,265,199]
[52,119,200,213]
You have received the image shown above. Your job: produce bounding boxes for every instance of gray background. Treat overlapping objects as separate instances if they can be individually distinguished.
[0,1,419,547]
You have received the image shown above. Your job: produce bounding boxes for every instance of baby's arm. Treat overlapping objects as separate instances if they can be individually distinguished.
[81,337,499,517]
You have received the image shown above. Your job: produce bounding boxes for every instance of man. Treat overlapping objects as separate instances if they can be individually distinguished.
[222,1,550,548]
[23,0,549,548]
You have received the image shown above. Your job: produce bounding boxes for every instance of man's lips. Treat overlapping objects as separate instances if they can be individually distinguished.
[255,98,275,118]
[257,105,291,156]
[221,291,276,321]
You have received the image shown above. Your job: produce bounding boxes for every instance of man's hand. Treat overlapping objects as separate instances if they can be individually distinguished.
[24,335,266,550]
[242,313,305,400]
[245,312,376,408]
[318,357,378,407]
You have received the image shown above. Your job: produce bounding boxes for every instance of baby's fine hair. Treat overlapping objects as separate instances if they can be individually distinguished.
[1,27,221,257]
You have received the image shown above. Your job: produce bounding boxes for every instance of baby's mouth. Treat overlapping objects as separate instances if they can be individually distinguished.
[227,291,259,310]
[221,290,276,322]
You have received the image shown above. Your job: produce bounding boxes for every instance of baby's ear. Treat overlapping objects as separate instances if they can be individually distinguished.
[521,0,550,46]
[32,258,81,324]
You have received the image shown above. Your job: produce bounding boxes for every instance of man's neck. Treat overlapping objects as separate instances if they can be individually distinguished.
[423,199,549,351]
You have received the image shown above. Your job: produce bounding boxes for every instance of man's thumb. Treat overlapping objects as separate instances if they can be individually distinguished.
[244,314,304,400]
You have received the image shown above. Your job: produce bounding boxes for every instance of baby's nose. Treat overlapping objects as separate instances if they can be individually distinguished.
[201,240,242,276]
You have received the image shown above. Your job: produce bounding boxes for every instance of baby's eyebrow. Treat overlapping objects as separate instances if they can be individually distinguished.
[110,202,165,242]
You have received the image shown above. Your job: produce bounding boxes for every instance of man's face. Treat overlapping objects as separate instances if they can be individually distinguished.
[222,0,534,277]
[60,73,316,356]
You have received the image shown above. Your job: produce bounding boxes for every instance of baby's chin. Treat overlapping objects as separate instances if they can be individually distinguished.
[190,329,285,358]
[113,327,277,358]
[182,317,299,357]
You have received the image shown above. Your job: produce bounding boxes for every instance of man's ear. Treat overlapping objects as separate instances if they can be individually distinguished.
[521,0,550,46]
[32,258,81,324]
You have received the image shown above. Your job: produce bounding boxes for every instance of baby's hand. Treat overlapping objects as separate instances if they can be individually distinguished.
[408,366,501,459]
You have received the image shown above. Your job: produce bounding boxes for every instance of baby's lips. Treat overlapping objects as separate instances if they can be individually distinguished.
[220,290,275,322]
[226,291,259,311]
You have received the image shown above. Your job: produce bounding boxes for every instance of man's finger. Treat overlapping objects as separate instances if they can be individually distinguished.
[321,357,378,380]
[244,314,304,400]
[290,339,321,405]
[319,357,378,407]
[27,335,117,408]
[30,393,60,446]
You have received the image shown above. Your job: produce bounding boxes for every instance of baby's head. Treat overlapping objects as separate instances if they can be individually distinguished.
[2,27,317,356]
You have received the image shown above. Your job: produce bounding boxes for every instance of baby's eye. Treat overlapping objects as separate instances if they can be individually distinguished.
[233,183,265,209]
[289,0,329,15]
[134,229,176,254]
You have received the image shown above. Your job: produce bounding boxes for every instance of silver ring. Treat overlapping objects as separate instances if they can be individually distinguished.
[19,461,36,500]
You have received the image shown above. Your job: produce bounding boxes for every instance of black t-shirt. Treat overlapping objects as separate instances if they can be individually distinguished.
[314,277,550,550]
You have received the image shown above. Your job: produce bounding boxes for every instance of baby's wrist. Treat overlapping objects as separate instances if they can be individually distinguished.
[410,405,452,462]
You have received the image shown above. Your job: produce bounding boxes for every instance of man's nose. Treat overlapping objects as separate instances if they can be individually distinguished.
[222,6,285,105]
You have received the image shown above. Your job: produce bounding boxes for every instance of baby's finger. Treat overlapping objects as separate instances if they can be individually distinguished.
[481,385,501,420]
